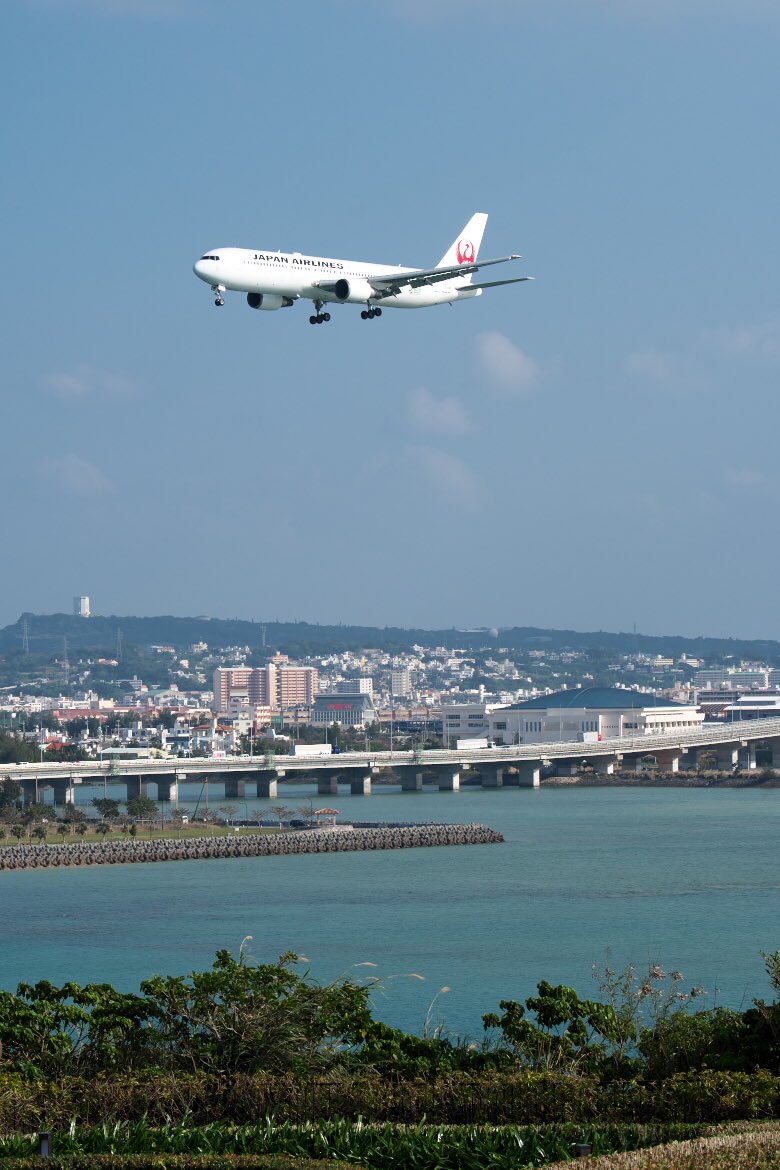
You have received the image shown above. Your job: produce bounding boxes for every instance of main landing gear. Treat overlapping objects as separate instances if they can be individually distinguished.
[309,299,331,325]
[361,306,382,321]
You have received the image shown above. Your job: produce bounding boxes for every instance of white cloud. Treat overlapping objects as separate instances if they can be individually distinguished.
[408,387,470,436]
[40,364,139,401]
[477,331,539,394]
[706,321,780,359]
[38,454,115,497]
[412,445,482,507]
[625,348,705,394]
[724,466,776,493]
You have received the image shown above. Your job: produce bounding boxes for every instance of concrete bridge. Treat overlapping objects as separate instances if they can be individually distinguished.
[5,716,780,806]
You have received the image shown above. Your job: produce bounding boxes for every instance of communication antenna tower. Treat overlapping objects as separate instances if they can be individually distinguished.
[261,624,267,649]
[63,636,70,688]
[116,627,123,661]
[22,619,29,655]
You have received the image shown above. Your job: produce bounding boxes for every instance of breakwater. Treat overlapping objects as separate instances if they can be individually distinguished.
[0,823,504,871]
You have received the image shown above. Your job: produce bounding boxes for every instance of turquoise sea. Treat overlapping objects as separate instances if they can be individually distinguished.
[2,784,779,1038]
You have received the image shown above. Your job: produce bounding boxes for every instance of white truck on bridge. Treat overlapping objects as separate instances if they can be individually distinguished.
[291,744,334,758]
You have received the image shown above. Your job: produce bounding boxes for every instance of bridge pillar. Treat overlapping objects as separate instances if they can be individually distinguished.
[516,762,541,788]
[52,778,76,806]
[256,773,278,799]
[398,768,423,791]
[350,775,372,795]
[317,774,339,796]
[126,777,149,801]
[157,776,179,803]
[717,745,739,770]
[770,739,780,769]
[655,753,680,773]
[678,748,698,772]
[225,777,246,799]
[738,745,757,771]
[479,766,505,788]
[556,760,582,777]
[21,779,41,806]
[437,769,460,792]
[593,757,615,776]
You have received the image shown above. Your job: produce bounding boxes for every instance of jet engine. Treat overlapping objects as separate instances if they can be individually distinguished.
[331,278,375,304]
[246,292,294,310]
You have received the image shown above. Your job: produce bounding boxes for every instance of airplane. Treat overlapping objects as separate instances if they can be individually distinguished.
[192,213,532,325]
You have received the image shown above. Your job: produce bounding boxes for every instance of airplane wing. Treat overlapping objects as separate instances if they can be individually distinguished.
[468,276,535,290]
[366,254,522,294]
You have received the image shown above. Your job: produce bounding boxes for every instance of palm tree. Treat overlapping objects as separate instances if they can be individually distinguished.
[32,825,48,844]
[11,823,25,844]
[57,822,71,841]
[75,822,88,838]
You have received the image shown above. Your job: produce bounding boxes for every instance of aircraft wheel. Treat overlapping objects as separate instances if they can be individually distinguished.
[309,315,317,325]
[374,307,382,317]
[361,310,368,320]
[323,312,331,322]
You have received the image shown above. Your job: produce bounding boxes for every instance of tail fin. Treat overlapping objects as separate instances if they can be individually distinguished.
[436,212,488,278]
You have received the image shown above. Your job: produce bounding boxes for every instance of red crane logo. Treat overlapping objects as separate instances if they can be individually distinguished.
[457,239,475,264]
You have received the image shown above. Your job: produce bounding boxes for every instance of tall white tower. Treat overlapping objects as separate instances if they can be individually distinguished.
[73,596,91,617]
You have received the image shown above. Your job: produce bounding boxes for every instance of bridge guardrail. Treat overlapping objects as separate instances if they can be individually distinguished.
[4,716,780,782]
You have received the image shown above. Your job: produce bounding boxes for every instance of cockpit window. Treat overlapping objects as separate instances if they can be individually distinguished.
[200,254,220,261]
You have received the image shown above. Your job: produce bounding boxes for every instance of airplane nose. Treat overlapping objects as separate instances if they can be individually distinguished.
[193,259,206,279]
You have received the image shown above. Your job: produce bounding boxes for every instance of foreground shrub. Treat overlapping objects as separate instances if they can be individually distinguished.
[0,1121,706,1170]
[0,1070,778,1130]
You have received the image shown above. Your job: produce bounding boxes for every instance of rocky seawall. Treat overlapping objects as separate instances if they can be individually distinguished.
[0,823,504,871]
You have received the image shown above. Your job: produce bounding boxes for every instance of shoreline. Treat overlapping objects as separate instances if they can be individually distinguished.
[540,772,780,788]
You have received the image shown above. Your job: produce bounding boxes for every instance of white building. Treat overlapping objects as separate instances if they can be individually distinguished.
[391,667,412,697]
[312,692,377,728]
[73,596,90,617]
[334,678,374,697]
[486,687,704,745]
[440,702,498,747]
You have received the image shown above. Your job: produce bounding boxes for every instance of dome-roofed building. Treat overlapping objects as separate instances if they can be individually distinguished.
[486,686,703,746]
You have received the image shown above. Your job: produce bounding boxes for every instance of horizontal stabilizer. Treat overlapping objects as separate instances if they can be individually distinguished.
[368,254,522,295]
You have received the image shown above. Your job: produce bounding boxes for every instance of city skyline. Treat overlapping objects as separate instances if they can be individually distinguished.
[2,2,779,639]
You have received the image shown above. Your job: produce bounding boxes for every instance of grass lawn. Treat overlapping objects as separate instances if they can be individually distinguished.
[0,823,288,846]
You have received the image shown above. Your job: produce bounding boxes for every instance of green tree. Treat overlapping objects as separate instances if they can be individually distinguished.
[94,823,111,837]
[56,822,71,841]
[92,797,121,820]
[32,824,48,844]
[0,774,22,808]
[138,948,372,1075]
[270,804,291,828]
[125,795,159,821]
[11,823,25,843]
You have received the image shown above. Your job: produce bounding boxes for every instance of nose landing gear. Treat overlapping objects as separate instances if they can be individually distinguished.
[211,284,226,307]
[361,306,382,321]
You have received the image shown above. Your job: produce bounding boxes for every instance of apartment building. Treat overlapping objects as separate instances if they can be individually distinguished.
[212,664,318,714]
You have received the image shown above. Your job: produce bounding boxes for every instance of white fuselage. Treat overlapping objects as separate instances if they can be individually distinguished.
[193,247,481,309]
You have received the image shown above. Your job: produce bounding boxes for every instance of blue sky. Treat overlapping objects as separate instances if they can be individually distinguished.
[1,0,778,639]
